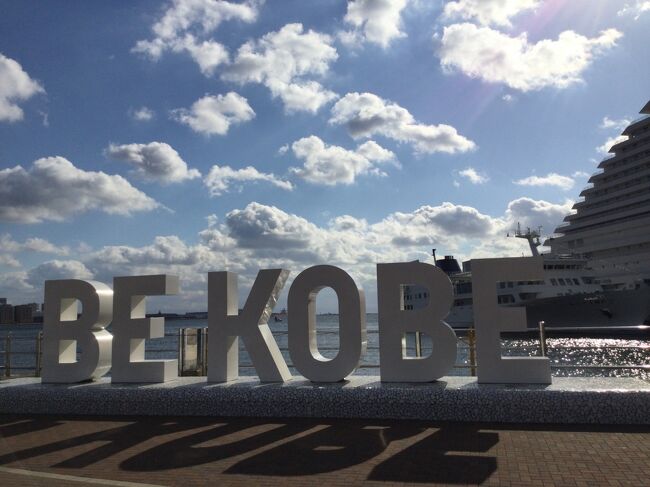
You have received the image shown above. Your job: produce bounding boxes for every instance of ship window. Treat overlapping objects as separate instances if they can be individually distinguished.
[558,278,567,285]
[550,278,558,286]
[497,295,515,304]
[507,282,513,288]
[499,282,506,289]
[573,278,580,285]
[519,293,538,300]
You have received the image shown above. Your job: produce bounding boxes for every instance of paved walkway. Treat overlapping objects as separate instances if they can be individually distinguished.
[1,415,649,486]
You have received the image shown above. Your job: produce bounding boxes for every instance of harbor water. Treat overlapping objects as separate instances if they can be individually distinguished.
[1,314,648,381]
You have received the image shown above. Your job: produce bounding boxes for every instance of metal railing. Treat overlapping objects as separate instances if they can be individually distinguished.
[1,332,43,378]
[1,325,648,379]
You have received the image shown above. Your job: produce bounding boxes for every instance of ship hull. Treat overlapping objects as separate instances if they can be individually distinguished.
[444,287,650,329]
[522,287,650,328]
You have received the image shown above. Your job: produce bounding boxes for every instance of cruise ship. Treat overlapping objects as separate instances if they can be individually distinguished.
[404,100,650,329]
[546,100,650,292]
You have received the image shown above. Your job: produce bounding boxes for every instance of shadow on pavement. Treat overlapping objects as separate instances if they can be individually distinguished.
[367,424,498,484]
[0,415,501,484]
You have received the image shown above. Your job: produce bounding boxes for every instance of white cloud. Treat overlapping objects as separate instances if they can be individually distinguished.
[106,142,200,184]
[459,167,488,184]
[130,106,155,121]
[0,234,69,256]
[442,0,539,27]
[203,164,293,196]
[0,255,20,268]
[572,171,590,178]
[600,116,630,131]
[438,23,622,92]
[618,1,650,19]
[6,196,573,308]
[597,135,628,154]
[171,92,254,135]
[513,172,575,190]
[330,92,476,154]
[132,0,259,75]
[27,260,93,287]
[290,136,398,185]
[222,23,338,113]
[504,197,573,235]
[0,157,160,223]
[0,53,45,122]
[340,0,409,48]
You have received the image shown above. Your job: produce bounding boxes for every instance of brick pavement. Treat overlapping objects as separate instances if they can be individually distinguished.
[0,415,648,486]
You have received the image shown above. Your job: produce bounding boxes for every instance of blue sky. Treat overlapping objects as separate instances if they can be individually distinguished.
[1,0,649,311]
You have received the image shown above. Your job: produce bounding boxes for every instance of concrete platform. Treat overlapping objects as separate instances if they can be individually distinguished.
[1,376,649,424]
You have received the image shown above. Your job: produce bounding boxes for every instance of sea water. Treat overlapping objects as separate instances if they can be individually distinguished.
[1,315,648,381]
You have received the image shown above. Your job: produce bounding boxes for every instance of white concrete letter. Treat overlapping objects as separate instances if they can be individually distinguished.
[288,265,366,382]
[42,279,113,383]
[208,269,291,383]
[377,262,457,382]
[472,257,551,384]
[111,275,179,383]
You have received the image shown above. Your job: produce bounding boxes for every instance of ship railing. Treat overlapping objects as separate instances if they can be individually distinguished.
[1,326,648,380]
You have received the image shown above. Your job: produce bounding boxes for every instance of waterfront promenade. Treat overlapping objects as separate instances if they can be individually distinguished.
[1,414,649,486]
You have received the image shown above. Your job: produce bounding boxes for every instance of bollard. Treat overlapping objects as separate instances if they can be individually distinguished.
[199,328,208,376]
[35,332,43,377]
[539,321,547,357]
[468,327,477,377]
[178,328,185,376]
[415,331,422,357]
[4,334,11,378]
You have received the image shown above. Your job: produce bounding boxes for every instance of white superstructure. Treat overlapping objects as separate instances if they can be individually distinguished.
[546,101,650,291]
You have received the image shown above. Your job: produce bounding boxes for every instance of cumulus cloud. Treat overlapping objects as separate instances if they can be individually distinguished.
[597,135,628,154]
[438,24,622,92]
[0,234,69,256]
[132,0,259,75]
[106,142,201,184]
[0,255,20,268]
[600,116,630,131]
[0,157,160,223]
[226,202,322,251]
[377,203,500,247]
[513,172,575,190]
[171,92,254,135]
[27,260,93,287]
[222,23,338,113]
[442,0,539,27]
[5,196,573,308]
[340,0,409,48]
[290,136,398,185]
[618,1,650,19]
[130,106,155,121]
[203,164,293,196]
[0,53,45,122]
[330,92,476,154]
[505,197,573,235]
[458,167,488,184]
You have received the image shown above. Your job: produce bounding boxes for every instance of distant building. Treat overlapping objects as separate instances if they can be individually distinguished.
[0,298,7,305]
[0,304,14,324]
[14,304,35,324]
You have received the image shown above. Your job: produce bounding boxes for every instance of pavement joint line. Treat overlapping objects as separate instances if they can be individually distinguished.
[0,466,166,487]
